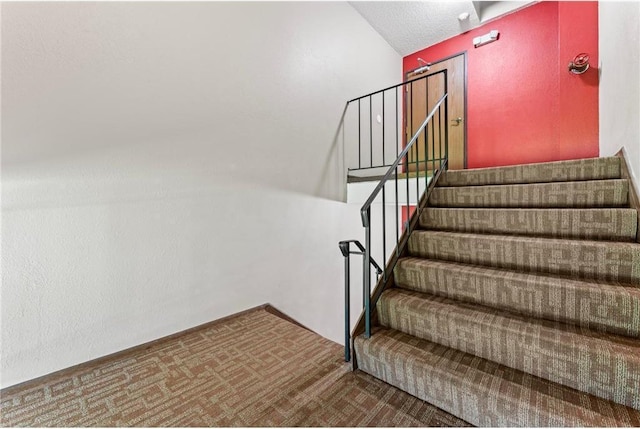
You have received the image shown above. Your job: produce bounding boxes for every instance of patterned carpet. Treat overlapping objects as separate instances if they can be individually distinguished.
[421,207,638,241]
[0,307,468,427]
[354,156,640,426]
[436,156,621,187]
[408,230,640,285]
[429,179,629,208]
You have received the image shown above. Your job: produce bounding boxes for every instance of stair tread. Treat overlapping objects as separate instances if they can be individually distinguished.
[439,156,621,187]
[394,257,640,337]
[378,288,640,409]
[420,207,638,241]
[354,156,640,425]
[355,327,640,427]
[429,179,629,208]
[408,230,640,285]
[409,229,640,251]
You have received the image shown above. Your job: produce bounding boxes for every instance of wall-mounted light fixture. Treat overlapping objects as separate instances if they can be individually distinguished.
[473,30,499,48]
[568,53,590,74]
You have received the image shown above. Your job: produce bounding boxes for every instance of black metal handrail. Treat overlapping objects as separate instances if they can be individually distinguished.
[338,240,382,362]
[360,92,448,339]
[360,93,448,221]
[346,69,447,174]
[339,71,449,362]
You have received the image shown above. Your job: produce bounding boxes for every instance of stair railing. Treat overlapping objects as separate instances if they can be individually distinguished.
[361,92,448,337]
[346,69,447,177]
[338,240,383,362]
[339,71,449,362]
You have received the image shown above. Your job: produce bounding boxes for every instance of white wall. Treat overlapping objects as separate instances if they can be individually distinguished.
[599,1,640,183]
[1,2,401,388]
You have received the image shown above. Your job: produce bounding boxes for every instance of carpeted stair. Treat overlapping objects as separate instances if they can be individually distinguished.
[354,156,640,426]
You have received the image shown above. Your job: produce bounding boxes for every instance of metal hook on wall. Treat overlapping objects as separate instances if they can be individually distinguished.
[568,53,590,75]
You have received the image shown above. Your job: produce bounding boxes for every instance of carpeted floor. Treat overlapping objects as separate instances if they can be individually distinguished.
[0,307,469,427]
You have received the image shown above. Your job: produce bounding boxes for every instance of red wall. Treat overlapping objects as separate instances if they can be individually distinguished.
[403,2,599,168]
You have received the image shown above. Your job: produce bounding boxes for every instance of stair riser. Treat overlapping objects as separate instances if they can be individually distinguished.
[420,208,638,241]
[429,180,629,208]
[394,259,640,337]
[354,331,640,426]
[378,291,640,409]
[439,156,621,187]
[355,156,640,424]
[408,232,640,285]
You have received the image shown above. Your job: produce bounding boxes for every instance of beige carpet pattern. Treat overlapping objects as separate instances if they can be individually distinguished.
[438,156,621,187]
[394,258,640,337]
[429,179,629,208]
[355,156,640,426]
[421,207,638,241]
[355,329,640,427]
[0,308,468,427]
[408,230,640,285]
[378,289,640,409]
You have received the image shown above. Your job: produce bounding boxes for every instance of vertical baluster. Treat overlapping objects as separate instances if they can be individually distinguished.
[358,99,362,169]
[438,104,444,167]
[414,128,427,210]
[405,81,414,232]
[382,91,386,167]
[395,87,399,251]
[407,81,412,234]
[343,245,350,362]
[410,80,413,156]
[444,71,449,163]
[405,152,410,234]
[395,166,399,254]
[416,76,421,208]
[433,107,437,178]
[416,130,420,208]
[424,75,429,188]
[369,97,373,169]
[363,210,371,339]
[339,241,352,361]
[382,187,386,281]
[396,87,399,160]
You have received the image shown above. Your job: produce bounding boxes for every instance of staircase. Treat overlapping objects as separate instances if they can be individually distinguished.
[353,156,640,426]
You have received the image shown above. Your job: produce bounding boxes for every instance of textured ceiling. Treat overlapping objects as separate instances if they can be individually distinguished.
[349,1,535,57]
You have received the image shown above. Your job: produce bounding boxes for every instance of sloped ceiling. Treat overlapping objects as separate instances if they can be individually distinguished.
[349,1,536,57]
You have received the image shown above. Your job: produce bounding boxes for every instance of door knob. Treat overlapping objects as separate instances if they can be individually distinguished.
[452,117,463,125]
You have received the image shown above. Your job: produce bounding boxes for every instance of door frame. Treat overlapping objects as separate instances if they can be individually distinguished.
[404,51,468,169]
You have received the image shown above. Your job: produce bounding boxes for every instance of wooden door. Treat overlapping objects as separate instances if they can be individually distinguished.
[406,53,466,172]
